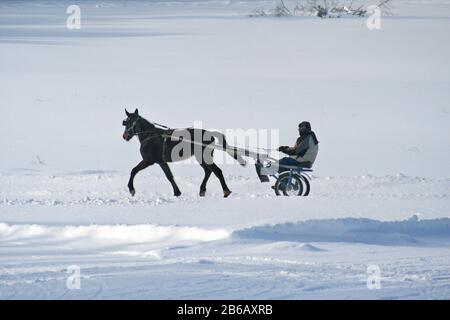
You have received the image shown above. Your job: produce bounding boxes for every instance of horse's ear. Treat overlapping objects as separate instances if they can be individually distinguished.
[125,108,130,117]
[134,108,139,115]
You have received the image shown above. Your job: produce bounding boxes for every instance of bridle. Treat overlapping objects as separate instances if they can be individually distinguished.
[123,117,141,137]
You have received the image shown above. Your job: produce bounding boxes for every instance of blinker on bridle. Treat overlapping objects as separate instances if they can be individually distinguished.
[124,117,140,137]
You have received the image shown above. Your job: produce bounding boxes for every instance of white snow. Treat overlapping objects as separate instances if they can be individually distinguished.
[1,172,449,299]
[0,0,449,299]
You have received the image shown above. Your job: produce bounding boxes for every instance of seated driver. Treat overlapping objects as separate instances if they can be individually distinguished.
[255,121,319,182]
[277,121,319,172]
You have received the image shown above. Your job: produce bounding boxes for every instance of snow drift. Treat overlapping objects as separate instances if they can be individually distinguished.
[0,223,231,254]
[235,216,450,245]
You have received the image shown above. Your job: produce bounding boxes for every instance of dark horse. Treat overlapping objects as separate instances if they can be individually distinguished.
[122,109,245,198]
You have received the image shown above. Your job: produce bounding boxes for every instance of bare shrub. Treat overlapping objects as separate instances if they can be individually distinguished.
[249,0,393,18]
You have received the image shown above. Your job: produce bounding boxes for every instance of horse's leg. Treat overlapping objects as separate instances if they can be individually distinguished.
[199,164,212,197]
[209,163,232,198]
[128,159,152,196]
[159,163,181,197]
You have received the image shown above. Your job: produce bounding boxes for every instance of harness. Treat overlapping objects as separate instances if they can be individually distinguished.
[123,117,278,164]
[124,117,180,162]
[161,129,174,162]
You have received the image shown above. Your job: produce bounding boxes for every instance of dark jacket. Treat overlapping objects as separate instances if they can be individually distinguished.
[284,132,319,165]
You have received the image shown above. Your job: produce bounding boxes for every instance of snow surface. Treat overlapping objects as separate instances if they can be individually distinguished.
[1,172,449,299]
[1,0,450,299]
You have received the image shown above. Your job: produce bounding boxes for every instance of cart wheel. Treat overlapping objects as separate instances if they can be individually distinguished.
[274,172,303,196]
[299,174,311,196]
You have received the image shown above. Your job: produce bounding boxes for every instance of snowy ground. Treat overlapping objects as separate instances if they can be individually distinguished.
[1,171,449,299]
[1,0,450,299]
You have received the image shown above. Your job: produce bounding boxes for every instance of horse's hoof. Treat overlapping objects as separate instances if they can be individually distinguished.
[199,191,206,197]
[130,190,135,197]
[174,191,181,197]
[223,190,232,198]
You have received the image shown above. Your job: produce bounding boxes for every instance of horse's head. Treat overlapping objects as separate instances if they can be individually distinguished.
[122,108,140,141]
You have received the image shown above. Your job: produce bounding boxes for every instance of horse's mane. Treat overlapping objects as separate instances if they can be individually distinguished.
[138,116,165,133]
[138,116,155,128]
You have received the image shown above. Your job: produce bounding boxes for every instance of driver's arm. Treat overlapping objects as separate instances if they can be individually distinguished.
[280,137,309,156]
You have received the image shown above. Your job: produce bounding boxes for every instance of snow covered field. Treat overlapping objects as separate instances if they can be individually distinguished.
[1,0,450,299]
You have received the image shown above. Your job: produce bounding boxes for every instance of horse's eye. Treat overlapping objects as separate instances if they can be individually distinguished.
[122,120,127,126]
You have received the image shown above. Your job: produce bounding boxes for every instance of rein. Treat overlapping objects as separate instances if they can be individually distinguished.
[124,117,278,162]
[125,117,171,138]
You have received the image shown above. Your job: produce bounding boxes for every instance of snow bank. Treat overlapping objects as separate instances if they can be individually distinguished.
[235,216,450,245]
[0,223,231,253]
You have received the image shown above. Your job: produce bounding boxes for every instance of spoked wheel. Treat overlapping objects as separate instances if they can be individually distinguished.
[274,172,303,196]
[299,174,311,196]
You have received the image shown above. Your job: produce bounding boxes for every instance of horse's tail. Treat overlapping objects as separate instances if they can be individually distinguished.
[210,131,246,166]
